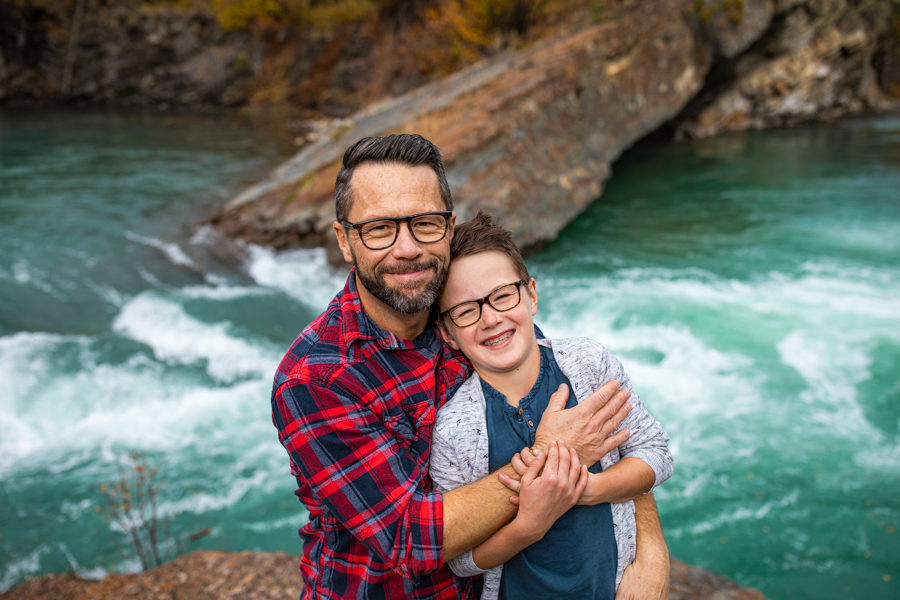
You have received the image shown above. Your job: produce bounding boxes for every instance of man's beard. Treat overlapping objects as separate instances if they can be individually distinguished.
[355,257,448,314]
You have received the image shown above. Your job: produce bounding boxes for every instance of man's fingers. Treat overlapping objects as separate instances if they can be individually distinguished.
[579,379,621,415]
[545,384,570,414]
[596,428,630,458]
[588,390,632,437]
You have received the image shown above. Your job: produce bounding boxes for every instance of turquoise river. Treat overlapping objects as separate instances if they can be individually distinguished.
[1,109,898,600]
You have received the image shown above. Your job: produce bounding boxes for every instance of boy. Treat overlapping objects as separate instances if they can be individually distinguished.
[430,211,673,600]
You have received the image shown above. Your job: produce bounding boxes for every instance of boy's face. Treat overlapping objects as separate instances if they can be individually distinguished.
[438,251,538,380]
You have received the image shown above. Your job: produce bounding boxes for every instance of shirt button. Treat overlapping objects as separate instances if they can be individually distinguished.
[528,420,534,427]
[517,408,523,415]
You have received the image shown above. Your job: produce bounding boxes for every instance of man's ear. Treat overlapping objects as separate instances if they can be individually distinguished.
[436,318,460,351]
[333,222,354,264]
[447,211,456,242]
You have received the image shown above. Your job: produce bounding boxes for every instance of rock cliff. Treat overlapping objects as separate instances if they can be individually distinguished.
[207,0,900,255]
[0,549,770,600]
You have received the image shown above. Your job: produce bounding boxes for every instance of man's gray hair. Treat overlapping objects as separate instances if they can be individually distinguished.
[334,134,454,222]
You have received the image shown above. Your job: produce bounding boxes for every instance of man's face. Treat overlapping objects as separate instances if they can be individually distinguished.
[333,162,454,314]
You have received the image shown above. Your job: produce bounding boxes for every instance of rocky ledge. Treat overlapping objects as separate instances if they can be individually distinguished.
[0,550,769,600]
[209,0,899,256]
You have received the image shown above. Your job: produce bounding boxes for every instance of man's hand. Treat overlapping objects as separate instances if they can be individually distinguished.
[532,380,632,466]
[616,492,670,600]
[615,554,670,600]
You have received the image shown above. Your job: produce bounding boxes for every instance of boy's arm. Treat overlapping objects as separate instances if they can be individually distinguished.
[469,442,587,570]
[579,457,656,505]
[511,451,655,505]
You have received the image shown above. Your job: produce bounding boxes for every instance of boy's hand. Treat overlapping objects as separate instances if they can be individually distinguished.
[532,380,632,466]
[503,440,588,541]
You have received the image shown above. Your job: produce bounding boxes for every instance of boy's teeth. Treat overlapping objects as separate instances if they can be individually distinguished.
[483,331,512,347]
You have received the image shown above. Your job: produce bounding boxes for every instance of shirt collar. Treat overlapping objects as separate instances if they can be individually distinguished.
[339,269,442,353]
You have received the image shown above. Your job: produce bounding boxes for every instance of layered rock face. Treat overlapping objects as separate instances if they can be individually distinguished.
[212,0,707,253]
[210,0,898,255]
[0,549,770,600]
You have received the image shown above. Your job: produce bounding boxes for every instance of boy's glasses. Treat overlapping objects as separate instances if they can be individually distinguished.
[441,280,527,328]
[341,211,452,250]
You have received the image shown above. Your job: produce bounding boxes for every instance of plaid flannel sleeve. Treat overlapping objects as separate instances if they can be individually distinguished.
[273,378,445,578]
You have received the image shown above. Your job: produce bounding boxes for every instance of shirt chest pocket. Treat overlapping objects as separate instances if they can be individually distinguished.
[383,405,417,443]
[381,402,434,464]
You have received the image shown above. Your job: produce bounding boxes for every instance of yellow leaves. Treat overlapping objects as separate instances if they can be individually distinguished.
[210,0,377,33]
[213,0,285,31]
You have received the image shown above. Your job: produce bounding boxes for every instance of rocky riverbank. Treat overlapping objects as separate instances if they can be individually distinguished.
[0,550,770,600]
[207,0,900,256]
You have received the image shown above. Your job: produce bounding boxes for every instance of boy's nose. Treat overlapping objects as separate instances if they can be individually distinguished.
[480,304,503,327]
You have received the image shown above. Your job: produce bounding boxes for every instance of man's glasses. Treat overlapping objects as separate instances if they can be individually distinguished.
[440,280,527,328]
[341,211,452,250]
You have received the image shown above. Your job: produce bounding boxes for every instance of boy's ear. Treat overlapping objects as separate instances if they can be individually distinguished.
[527,278,538,316]
[436,318,461,351]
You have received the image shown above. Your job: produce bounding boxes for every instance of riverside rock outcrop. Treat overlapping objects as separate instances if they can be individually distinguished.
[212,0,708,254]
[673,0,899,139]
[0,550,770,600]
[209,0,899,255]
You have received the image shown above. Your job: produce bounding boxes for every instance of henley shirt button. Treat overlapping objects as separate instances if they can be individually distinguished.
[527,420,534,427]
[517,408,523,415]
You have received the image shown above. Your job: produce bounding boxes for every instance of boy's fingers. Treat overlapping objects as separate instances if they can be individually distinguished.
[544,441,560,478]
[497,471,522,494]
[522,447,546,483]
[568,448,582,481]
[511,452,528,477]
[556,440,571,479]
[520,446,536,466]
[575,465,589,497]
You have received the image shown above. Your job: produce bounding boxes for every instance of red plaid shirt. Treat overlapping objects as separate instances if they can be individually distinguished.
[272,271,475,599]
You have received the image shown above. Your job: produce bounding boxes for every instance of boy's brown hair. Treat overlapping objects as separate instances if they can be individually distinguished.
[449,210,530,281]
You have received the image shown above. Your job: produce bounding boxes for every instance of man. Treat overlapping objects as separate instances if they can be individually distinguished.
[272,133,670,599]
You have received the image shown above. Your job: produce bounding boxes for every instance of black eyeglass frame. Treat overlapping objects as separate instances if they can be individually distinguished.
[440,280,528,328]
[341,211,453,250]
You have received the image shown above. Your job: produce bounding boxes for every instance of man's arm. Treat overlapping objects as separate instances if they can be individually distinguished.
[274,380,448,576]
[616,492,670,600]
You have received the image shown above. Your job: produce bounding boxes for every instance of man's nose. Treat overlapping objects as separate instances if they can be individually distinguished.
[391,222,423,259]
